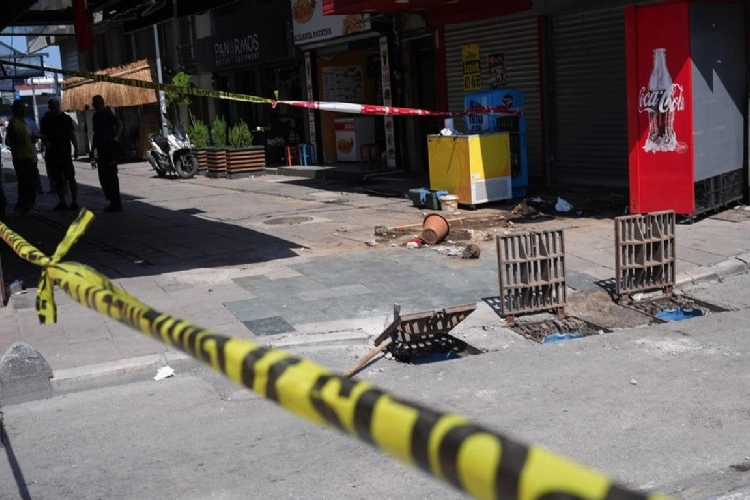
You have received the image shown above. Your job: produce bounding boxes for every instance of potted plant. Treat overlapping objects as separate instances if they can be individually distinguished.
[207,115,228,178]
[186,119,209,173]
[165,71,193,127]
[226,120,265,178]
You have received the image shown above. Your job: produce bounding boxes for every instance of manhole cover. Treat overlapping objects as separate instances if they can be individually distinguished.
[264,216,314,225]
[511,316,609,344]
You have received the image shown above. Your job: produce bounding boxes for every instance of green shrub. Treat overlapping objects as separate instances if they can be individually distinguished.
[187,120,209,148]
[228,120,254,149]
[165,71,192,108]
[210,115,227,148]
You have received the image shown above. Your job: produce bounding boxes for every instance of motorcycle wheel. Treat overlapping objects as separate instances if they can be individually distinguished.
[175,155,199,179]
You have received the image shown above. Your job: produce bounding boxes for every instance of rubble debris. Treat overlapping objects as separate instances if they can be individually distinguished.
[374,225,389,236]
[433,245,463,257]
[154,366,175,381]
[462,244,481,259]
[555,197,573,212]
[366,240,379,247]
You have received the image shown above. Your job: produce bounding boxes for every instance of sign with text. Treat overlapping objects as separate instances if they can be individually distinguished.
[626,3,693,214]
[462,44,481,91]
[291,0,369,45]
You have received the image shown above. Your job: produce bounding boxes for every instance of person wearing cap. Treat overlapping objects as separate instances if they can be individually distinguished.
[4,100,37,213]
[91,94,123,212]
[40,97,80,211]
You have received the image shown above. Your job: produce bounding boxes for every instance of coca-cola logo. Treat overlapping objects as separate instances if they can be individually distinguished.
[638,84,685,114]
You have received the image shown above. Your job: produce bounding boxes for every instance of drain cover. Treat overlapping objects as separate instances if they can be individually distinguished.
[264,216,314,225]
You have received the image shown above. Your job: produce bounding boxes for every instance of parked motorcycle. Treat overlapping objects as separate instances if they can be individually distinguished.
[147,125,198,179]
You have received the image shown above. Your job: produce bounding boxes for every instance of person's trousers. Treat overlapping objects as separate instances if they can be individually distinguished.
[12,158,36,210]
[96,146,121,207]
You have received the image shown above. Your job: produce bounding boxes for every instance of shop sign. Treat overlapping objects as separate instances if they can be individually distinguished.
[195,14,287,72]
[304,51,317,145]
[380,35,396,168]
[462,44,481,91]
[291,0,370,45]
[488,53,506,89]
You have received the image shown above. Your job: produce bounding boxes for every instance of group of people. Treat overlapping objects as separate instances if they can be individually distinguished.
[1,94,124,220]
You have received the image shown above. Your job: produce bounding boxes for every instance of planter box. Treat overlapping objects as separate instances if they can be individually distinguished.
[226,146,266,179]
[193,148,209,174]
[206,147,227,178]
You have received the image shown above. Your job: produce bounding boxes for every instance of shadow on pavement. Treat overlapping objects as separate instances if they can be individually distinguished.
[0,193,300,286]
[1,418,31,500]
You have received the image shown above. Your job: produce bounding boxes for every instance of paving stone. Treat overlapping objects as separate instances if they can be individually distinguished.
[242,316,296,336]
[297,284,372,301]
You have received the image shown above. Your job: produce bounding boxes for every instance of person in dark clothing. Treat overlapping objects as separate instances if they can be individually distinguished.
[91,94,123,212]
[5,100,37,214]
[41,98,80,211]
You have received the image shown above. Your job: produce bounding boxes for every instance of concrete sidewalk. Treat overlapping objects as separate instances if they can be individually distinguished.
[2,155,750,383]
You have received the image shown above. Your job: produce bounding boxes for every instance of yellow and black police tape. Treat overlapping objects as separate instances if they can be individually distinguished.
[0,59,273,105]
[0,210,669,500]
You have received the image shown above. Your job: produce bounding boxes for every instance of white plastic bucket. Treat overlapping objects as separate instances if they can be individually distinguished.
[439,194,459,211]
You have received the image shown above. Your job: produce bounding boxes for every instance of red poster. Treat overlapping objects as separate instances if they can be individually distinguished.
[626,2,693,214]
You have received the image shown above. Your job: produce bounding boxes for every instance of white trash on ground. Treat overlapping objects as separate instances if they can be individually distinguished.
[154,366,175,381]
[555,197,573,212]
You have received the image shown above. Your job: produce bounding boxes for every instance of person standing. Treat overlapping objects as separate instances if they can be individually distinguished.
[24,114,45,195]
[5,100,37,214]
[91,94,123,212]
[40,97,80,211]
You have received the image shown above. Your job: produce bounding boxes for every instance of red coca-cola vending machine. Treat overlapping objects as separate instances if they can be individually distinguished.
[626,1,746,216]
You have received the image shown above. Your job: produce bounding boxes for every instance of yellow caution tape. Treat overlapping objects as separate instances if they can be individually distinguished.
[0,210,669,500]
[0,59,273,105]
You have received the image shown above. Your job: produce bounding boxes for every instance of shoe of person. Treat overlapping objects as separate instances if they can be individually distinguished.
[103,204,123,213]
[53,202,68,211]
[68,202,80,211]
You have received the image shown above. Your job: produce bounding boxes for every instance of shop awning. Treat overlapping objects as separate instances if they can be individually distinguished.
[61,59,157,112]
[322,0,531,24]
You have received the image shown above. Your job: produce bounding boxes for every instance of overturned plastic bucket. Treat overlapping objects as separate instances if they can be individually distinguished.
[422,213,449,245]
[439,194,459,212]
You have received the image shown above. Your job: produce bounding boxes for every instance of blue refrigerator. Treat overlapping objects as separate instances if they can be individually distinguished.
[464,89,528,198]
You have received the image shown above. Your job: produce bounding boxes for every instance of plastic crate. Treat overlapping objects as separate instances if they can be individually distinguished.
[408,188,442,211]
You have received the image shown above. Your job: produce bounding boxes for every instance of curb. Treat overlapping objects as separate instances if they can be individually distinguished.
[676,256,750,287]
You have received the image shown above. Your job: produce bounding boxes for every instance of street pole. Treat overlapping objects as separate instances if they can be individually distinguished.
[153,24,168,137]
[30,76,39,125]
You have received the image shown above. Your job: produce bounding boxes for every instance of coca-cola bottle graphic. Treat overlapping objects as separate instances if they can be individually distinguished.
[639,48,687,154]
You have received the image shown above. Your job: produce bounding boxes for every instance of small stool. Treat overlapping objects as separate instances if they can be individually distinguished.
[298,143,317,166]
[285,145,300,166]
[360,144,379,170]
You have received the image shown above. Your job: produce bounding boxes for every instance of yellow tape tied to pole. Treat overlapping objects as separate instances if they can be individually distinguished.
[0,210,669,500]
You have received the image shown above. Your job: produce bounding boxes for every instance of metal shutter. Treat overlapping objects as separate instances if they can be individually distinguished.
[445,13,543,182]
[551,7,628,187]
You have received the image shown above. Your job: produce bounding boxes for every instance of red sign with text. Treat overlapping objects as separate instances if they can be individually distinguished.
[626,2,694,214]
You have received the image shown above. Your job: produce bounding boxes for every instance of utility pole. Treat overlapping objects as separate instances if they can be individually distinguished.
[153,24,168,137]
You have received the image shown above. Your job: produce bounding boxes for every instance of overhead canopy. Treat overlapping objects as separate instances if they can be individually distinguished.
[322,0,531,24]
[61,59,157,111]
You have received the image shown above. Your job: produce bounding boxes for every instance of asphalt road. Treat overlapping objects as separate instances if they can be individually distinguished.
[2,271,750,499]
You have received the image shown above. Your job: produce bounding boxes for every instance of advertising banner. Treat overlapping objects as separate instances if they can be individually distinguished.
[626,2,693,214]
[462,44,481,91]
[291,0,370,45]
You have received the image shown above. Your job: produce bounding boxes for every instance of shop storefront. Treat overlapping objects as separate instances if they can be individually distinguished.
[291,0,394,166]
[545,4,630,187]
[442,11,543,183]
[196,2,303,164]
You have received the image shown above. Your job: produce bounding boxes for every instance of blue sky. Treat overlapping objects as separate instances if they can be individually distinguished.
[0,34,61,69]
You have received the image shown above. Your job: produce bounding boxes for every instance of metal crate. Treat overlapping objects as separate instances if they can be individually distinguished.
[496,230,566,325]
[615,210,676,302]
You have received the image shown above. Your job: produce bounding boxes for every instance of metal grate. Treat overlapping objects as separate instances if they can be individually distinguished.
[374,303,477,347]
[496,230,566,325]
[615,210,676,302]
